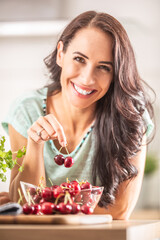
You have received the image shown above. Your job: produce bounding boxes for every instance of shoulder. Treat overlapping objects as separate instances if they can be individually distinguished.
[13,87,47,108]
[1,87,48,137]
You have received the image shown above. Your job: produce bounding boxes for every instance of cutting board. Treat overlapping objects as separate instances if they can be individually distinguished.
[0,214,112,225]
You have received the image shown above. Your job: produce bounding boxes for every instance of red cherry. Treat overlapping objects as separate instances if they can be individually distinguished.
[23,203,33,214]
[51,185,59,190]
[58,203,72,214]
[82,191,91,205]
[60,182,72,189]
[53,186,64,198]
[41,187,52,201]
[71,203,80,214]
[81,181,92,190]
[70,180,79,185]
[33,194,42,204]
[64,157,74,168]
[28,187,36,196]
[81,204,93,214]
[32,204,41,214]
[74,194,82,202]
[39,198,46,204]
[41,202,55,215]
[69,183,81,196]
[55,204,60,212]
[54,154,65,165]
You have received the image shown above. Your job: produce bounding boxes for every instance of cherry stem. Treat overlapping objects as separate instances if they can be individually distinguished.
[38,176,45,189]
[66,177,70,183]
[27,190,35,205]
[54,193,64,205]
[48,178,53,186]
[17,188,23,205]
[65,146,70,155]
[59,146,63,153]
[64,191,72,205]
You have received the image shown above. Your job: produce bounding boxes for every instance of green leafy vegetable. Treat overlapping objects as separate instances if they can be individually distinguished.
[0,136,26,182]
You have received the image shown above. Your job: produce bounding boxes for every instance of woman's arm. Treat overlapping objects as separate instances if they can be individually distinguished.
[94,135,147,220]
[8,125,46,202]
[8,114,67,202]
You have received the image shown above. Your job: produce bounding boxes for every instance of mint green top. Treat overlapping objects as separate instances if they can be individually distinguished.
[1,88,154,187]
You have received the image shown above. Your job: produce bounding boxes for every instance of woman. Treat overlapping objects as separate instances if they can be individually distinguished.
[2,11,154,219]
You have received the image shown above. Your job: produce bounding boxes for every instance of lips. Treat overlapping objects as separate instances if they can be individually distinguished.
[72,82,96,96]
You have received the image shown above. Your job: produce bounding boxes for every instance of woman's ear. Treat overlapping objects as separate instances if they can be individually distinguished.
[56,41,64,67]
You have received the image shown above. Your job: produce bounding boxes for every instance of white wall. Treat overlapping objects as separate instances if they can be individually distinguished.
[0,0,159,208]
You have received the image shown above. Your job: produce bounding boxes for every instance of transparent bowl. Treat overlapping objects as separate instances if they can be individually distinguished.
[20,181,104,211]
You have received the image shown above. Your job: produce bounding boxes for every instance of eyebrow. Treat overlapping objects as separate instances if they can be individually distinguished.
[73,51,113,67]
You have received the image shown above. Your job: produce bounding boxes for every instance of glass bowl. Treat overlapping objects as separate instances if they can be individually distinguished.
[20,181,104,212]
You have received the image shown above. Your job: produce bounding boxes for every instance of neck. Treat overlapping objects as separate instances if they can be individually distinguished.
[48,92,96,134]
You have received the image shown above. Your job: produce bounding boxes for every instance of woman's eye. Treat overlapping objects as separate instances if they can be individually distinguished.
[73,56,85,63]
[98,65,111,72]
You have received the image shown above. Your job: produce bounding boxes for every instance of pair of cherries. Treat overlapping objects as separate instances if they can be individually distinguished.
[54,154,74,168]
[54,145,74,168]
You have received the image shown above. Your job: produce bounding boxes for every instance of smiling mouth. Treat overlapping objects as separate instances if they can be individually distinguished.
[73,83,95,96]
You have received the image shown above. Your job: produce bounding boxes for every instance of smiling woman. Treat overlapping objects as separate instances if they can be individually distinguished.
[1,11,154,219]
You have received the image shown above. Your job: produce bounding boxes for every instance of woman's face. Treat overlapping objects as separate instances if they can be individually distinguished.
[57,27,114,109]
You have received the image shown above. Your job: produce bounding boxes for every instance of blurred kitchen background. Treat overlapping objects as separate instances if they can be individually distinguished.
[0,0,159,218]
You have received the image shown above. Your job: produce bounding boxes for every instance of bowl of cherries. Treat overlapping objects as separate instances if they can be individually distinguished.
[20,179,104,215]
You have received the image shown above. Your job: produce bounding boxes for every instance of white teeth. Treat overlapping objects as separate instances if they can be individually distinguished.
[74,84,93,95]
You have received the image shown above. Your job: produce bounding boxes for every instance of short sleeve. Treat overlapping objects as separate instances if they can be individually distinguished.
[1,88,47,138]
[143,109,154,137]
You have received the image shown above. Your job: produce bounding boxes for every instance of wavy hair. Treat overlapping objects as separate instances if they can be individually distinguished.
[44,11,154,208]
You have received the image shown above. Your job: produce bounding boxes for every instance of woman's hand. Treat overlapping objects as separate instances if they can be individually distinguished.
[27,114,67,147]
[0,192,11,205]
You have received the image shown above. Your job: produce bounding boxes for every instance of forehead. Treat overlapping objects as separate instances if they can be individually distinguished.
[66,27,113,60]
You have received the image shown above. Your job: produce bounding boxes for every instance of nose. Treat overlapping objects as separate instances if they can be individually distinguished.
[80,65,95,86]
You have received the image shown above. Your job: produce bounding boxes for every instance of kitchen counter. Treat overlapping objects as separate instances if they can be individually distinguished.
[0,217,160,240]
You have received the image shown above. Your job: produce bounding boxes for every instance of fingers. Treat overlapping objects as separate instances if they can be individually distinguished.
[46,114,67,146]
[27,114,67,147]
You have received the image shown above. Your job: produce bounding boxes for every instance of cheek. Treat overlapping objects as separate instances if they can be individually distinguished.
[61,63,80,82]
[100,76,112,92]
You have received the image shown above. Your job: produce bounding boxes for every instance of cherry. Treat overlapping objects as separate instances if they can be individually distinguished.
[71,203,80,214]
[70,180,79,185]
[32,194,42,204]
[41,202,55,215]
[64,157,74,168]
[42,187,52,201]
[74,194,82,202]
[23,203,33,214]
[54,154,65,165]
[53,186,64,198]
[55,204,60,212]
[82,191,91,205]
[81,181,92,190]
[39,198,46,204]
[69,183,81,196]
[58,203,72,214]
[32,204,41,214]
[60,182,72,189]
[28,187,36,196]
[51,185,59,190]
[81,204,93,214]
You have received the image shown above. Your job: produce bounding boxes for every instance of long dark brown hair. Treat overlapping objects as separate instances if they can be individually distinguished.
[44,11,154,208]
